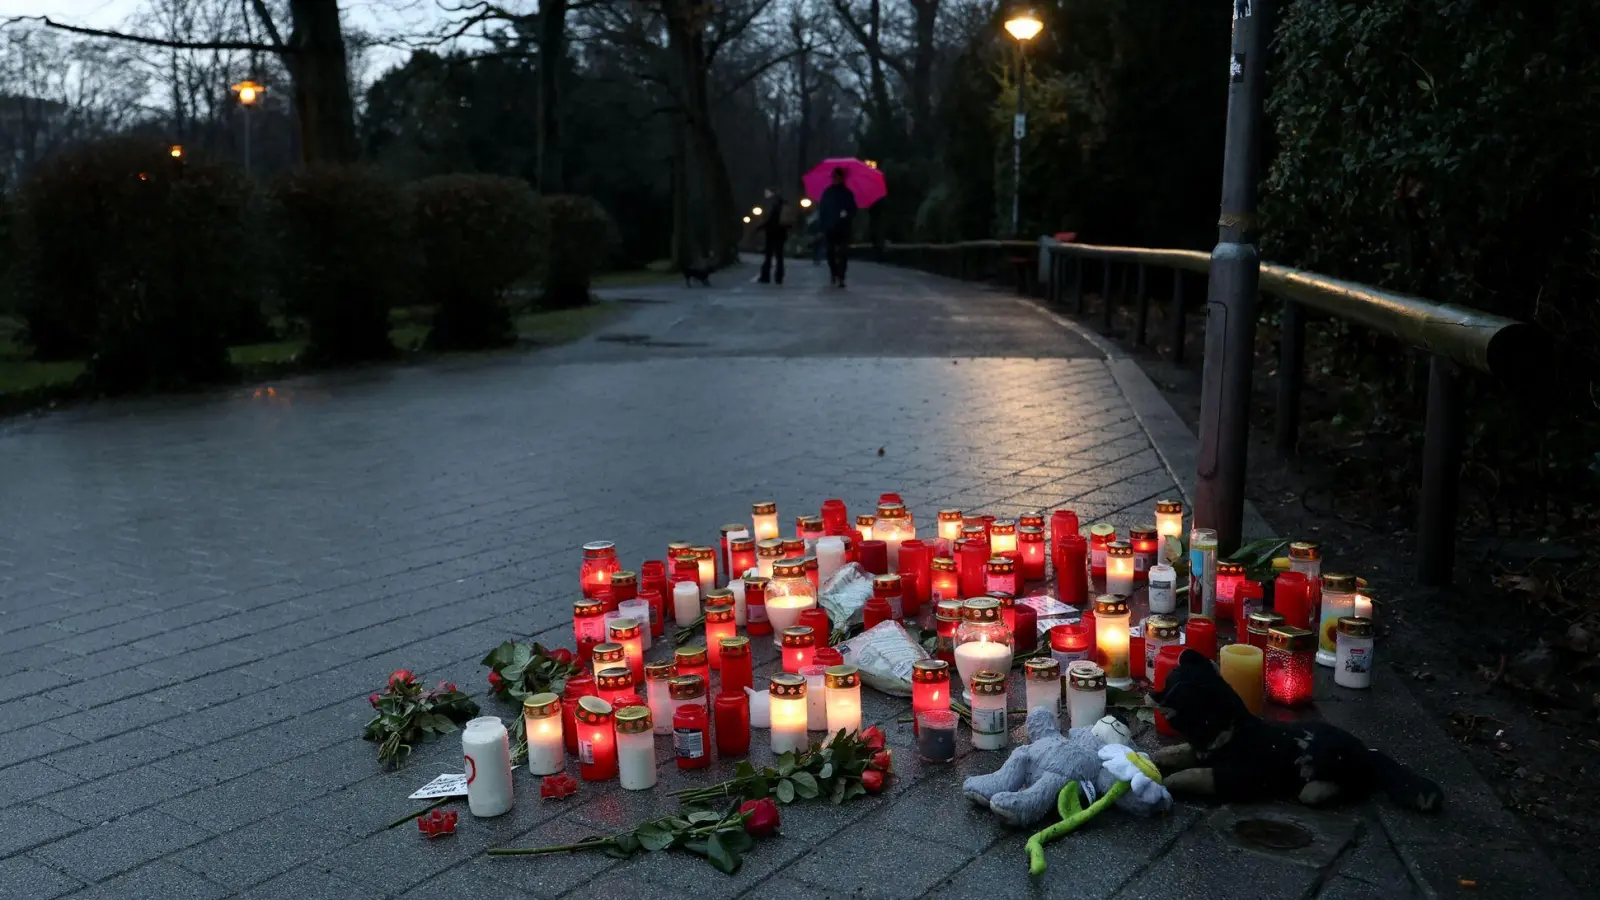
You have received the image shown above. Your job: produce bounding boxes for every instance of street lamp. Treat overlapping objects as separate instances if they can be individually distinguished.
[1003,10,1043,237]
[800,198,812,209]
[230,80,264,177]
[743,216,752,224]
[752,206,764,217]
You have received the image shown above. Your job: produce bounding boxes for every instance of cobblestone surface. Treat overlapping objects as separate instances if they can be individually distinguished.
[0,259,1514,898]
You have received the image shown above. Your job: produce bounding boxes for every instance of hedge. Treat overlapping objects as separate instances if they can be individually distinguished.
[541,195,617,309]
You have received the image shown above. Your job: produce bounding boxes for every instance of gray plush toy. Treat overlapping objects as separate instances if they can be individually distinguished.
[964,708,1169,827]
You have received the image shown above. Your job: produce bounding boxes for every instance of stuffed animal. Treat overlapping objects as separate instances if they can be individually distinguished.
[1023,743,1169,875]
[963,709,1171,827]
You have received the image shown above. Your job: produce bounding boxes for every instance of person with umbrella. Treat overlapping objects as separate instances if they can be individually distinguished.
[817,167,859,288]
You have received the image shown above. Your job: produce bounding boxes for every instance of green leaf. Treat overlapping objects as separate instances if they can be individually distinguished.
[734,761,756,780]
[831,779,848,804]
[635,824,676,852]
[608,832,640,858]
[776,779,796,804]
[777,753,796,777]
[790,771,820,799]
[687,811,722,825]
[718,826,754,854]
[817,762,834,780]
[511,644,534,668]
[706,832,742,874]
[846,783,866,800]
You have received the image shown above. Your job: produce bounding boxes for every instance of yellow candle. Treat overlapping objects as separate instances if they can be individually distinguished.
[1219,644,1265,715]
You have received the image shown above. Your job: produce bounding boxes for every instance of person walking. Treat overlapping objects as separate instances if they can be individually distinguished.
[757,187,787,285]
[818,167,858,288]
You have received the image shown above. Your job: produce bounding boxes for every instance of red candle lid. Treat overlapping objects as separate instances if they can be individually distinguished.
[812,646,845,667]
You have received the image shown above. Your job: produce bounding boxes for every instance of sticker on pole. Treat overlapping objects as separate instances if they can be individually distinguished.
[1230,53,1245,83]
[1014,113,1028,140]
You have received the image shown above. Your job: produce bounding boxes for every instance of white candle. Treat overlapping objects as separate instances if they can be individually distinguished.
[1023,659,1061,718]
[1066,662,1107,729]
[816,536,846,586]
[645,663,675,736]
[769,675,808,755]
[1147,564,1177,614]
[617,600,652,651]
[1155,500,1184,558]
[954,639,1014,701]
[825,665,862,735]
[461,717,514,817]
[802,665,828,731]
[969,671,1009,751]
[614,706,656,791]
[765,595,815,645]
[695,550,716,596]
[745,685,771,728]
[1105,543,1135,595]
[752,502,779,541]
[727,577,748,626]
[1354,591,1374,621]
[522,694,565,776]
[1094,596,1132,688]
[673,580,700,627]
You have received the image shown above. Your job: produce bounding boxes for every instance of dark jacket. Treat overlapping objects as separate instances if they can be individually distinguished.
[818,183,857,235]
[759,195,785,233]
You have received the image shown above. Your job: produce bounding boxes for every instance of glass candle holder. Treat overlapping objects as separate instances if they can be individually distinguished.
[863,594,892,630]
[821,498,849,534]
[687,545,714,595]
[855,514,876,541]
[969,670,1010,751]
[1018,511,1044,530]
[743,574,772,636]
[596,666,634,708]
[938,509,965,542]
[1093,595,1132,687]
[610,570,638,607]
[781,626,817,674]
[718,524,744,584]
[1056,534,1089,607]
[1216,561,1247,623]
[644,660,676,736]
[729,536,757,584]
[756,538,785,578]
[769,674,809,755]
[573,597,607,651]
[911,659,951,735]
[930,556,959,602]
[1185,615,1217,660]
[1129,526,1158,581]
[781,539,806,564]
[865,574,900,621]
[816,536,847,587]
[825,665,862,735]
[1066,661,1107,729]
[580,541,621,600]
[673,647,710,705]
[989,519,1018,556]
[719,636,753,697]
[1335,616,1374,689]
[800,515,826,547]
[671,579,700,629]
[1144,615,1180,675]
[1014,603,1037,653]
[575,697,617,781]
[954,598,1014,700]
[591,642,626,682]
[703,598,737,670]
[522,692,564,776]
[752,501,780,541]
[1088,524,1116,577]
[1289,541,1322,593]
[1151,646,1184,736]
[714,691,751,757]
[671,549,698,589]
[1050,509,1080,558]
[766,560,817,643]
[1024,657,1061,717]
[1246,610,1286,650]
[1018,527,1047,582]
[560,674,594,755]
[1147,564,1177,615]
[640,561,669,637]
[797,607,830,643]
[1105,542,1135,595]
[1188,528,1218,617]
[1265,626,1316,708]
[614,705,656,792]
[1154,499,1184,558]
[988,590,1017,636]
[1220,644,1265,715]
[606,618,645,684]
[667,673,706,727]
[617,599,653,652]
[1273,571,1312,629]
[1049,623,1092,669]
[855,539,886,575]
[673,699,710,770]
[958,539,989,599]
[917,709,958,762]
[934,599,963,663]
[1317,573,1358,667]
[897,540,931,616]
[985,557,1018,598]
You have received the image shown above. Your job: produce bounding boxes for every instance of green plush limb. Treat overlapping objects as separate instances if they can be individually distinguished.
[1025,780,1130,876]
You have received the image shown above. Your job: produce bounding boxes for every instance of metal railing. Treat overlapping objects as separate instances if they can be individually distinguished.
[867,237,1547,587]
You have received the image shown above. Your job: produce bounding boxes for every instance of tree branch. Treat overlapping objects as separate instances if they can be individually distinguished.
[714,47,803,105]
[825,0,910,80]
[5,15,286,53]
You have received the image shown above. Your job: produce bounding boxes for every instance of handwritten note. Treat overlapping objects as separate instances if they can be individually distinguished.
[409,766,521,799]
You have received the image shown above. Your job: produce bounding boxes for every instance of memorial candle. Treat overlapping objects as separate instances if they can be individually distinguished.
[1050,509,1080,573]
[1317,574,1358,667]
[797,608,831,645]
[911,659,951,735]
[1265,626,1316,708]
[930,556,959,602]
[1185,616,1217,660]
[1094,595,1132,688]
[719,636,753,698]
[667,674,706,728]
[596,666,634,710]
[969,670,1010,751]
[1335,616,1375,689]
[560,675,594,754]
[821,498,849,534]
[934,600,963,663]
[725,578,747,628]
[1056,535,1089,607]
[1144,615,1180,675]
[1014,604,1037,653]
[607,617,645,684]
[988,590,1017,636]
[816,536,847,586]
[781,626,817,674]
[1188,528,1218,617]
[1066,661,1107,729]
[769,674,809,755]
[743,574,773,637]
[1245,610,1286,650]
[856,514,876,541]
[672,552,699,597]
[954,598,1014,700]
[728,535,757,584]
[917,709,958,762]
[580,541,621,600]
[1018,527,1047,582]
[573,597,607,651]
[958,539,989,599]
[1289,541,1323,609]
[766,560,817,642]
[752,501,780,541]
[1154,499,1184,558]
[645,660,676,736]
[1088,524,1116,577]
[703,598,737,669]
[1354,587,1375,623]
[824,664,863,735]
[800,516,826,551]
[990,519,1018,557]
[1024,657,1062,717]
[462,716,515,816]
[756,539,784,578]
[614,705,656,790]
[1050,623,1092,668]
[872,574,905,620]
[674,648,710,710]
[690,546,716,595]
[640,560,669,631]
[858,540,888,576]
[802,665,828,730]
[591,642,626,683]
[673,701,710,770]
[575,697,617,781]
[714,691,751,756]
[1151,646,1184,736]
[1148,564,1177,615]
[985,557,1018,598]
[938,508,965,542]
[718,525,743,584]
[1273,571,1312,629]
[1215,561,1246,622]
[803,555,820,592]
[897,540,931,616]
[1129,526,1158,581]
[1219,644,1265,715]
[1105,542,1135,596]
[522,692,564,775]
[610,569,638,607]
[617,600,652,652]
[672,580,700,628]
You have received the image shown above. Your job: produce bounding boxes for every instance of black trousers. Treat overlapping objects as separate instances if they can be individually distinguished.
[760,228,787,283]
[826,231,850,281]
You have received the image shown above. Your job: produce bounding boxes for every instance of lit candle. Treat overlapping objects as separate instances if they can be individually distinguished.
[728,535,757,585]
[1049,623,1092,668]
[801,664,828,730]
[765,560,816,643]
[1185,615,1217,660]
[876,501,914,570]
[969,670,1010,751]
[930,556,959,602]
[824,664,862,735]
[934,600,963,663]
[1354,588,1375,622]
[673,647,710,705]
[1335,616,1375,689]
[1018,527,1046,582]
[816,536,846,586]
[693,546,717,595]
[610,570,638,608]
[938,508,965,542]
[782,538,805,562]
[672,580,700,627]
[1317,573,1358,667]
[590,642,626,682]
[560,675,593,755]
[521,693,564,776]
[1144,615,1180,674]
[1093,595,1132,687]
[461,716,515,816]
[1129,526,1158,580]
[1188,527,1218,617]
[752,501,780,541]
[782,626,817,674]
[800,516,825,552]
[579,541,621,600]
[607,617,645,684]
[667,674,706,727]
[1066,661,1107,729]
[1088,524,1116,577]
[616,600,652,652]
[1215,561,1246,622]
[855,514,876,541]
[1024,657,1061,717]
[989,519,1018,556]
[911,659,951,735]
[1265,626,1316,708]
[1219,644,1265,715]
[1245,610,1285,651]
[572,597,607,650]
[1105,542,1135,595]
[575,697,617,781]
[769,674,809,755]
[704,597,737,669]
[985,557,1018,597]
[719,635,753,697]
[988,590,1016,635]
[803,555,820,592]
[614,705,655,791]
[821,498,850,534]
[672,552,699,598]
[1154,499,1184,559]
[954,598,1014,700]
[644,660,676,736]
[595,666,634,708]
[756,538,785,578]
[1289,541,1323,603]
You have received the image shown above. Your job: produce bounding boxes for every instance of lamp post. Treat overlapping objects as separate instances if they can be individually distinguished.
[230,80,264,177]
[1003,11,1043,237]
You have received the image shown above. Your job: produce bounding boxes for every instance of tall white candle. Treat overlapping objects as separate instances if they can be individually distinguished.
[1105,543,1135,595]
[815,536,846,586]
[802,665,828,731]
[618,599,653,651]
[769,675,809,755]
[695,549,717,596]
[645,662,675,736]
[521,694,565,776]
[745,685,771,729]
[673,580,700,627]
[969,671,1009,751]
[614,706,656,791]
[727,577,748,626]
[461,717,514,817]
[752,502,779,541]
[825,665,862,736]
[954,640,1013,701]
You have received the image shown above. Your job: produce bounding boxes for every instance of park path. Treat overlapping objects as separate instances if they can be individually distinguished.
[0,259,1567,898]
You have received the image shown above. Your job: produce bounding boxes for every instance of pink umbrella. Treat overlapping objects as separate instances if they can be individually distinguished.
[803,158,888,208]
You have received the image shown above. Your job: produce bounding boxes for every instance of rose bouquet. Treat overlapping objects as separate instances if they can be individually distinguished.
[361,670,480,768]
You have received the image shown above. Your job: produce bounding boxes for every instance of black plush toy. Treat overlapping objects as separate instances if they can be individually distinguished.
[1151,649,1442,811]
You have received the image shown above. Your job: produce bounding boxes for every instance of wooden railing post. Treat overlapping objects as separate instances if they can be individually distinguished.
[1101,261,1115,331]
[1418,355,1463,586]
[1169,269,1187,364]
[1275,300,1305,458]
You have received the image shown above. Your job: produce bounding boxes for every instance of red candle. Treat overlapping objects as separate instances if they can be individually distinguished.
[934,600,962,664]
[930,556,959,602]
[1018,527,1047,582]
[1049,623,1092,667]
[813,646,844,668]
[718,524,743,585]
[580,541,621,599]
[1273,571,1312,629]
[988,590,1016,634]
[1056,535,1089,607]
[1152,645,1185,736]
[728,536,757,583]
[844,531,863,564]
[674,702,712,769]
[1129,526,1158,582]
[797,608,831,641]
[800,517,826,548]
[674,646,710,704]
[596,667,634,708]
[743,575,772,637]
[897,539,932,616]
[1013,603,1037,653]
[879,491,903,506]
[572,597,607,650]
[1081,607,1097,653]
[781,626,816,674]
[1265,626,1316,708]
[911,659,951,735]
[1185,616,1218,660]
[859,540,889,575]
[1215,562,1246,622]
[1050,509,1080,555]
[872,574,904,620]
[610,571,638,606]
[714,692,751,757]
[576,696,617,781]
[719,636,753,697]
[671,554,699,594]
[863,595,892,630]
[1129,632,1145,680]
[704,600,737,670]
[561,674,595,755]
[1088,525,1116,578]
[804,555,820,592]
[958,539,989,598]
[1236,579,1264,623]
[781,537,805,560]
[821,499,849,535]
[640,561,669,637]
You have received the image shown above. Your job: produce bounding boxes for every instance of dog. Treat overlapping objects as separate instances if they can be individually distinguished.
[682,260,712,287]
[1150,649,1442,811]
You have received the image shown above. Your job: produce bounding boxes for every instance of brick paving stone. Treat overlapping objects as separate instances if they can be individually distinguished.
[30,809,213,883]
[52,861,227,900]
[0,854,81,900]
[0,761,81,810]
[0,804,83,857]
[786,826,976,899]
[0,725,81,769]
[35,764,192,824]
[43,728,190,780]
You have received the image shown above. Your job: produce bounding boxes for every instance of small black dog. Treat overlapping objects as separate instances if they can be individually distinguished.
[1151,649,1442,811]
[682,262,712,287]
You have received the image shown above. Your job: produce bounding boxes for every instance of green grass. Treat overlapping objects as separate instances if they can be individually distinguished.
[515,303,620,343]
[591,260,677,289]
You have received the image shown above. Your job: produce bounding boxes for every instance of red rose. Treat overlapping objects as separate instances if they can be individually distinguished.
[389,669,415,688]
[739,798,781,837]
[860,726,887,751]
[861,768,885,794]
[870,750,893,773]
[488,670,505,692]
[444,682,457,693]
[549,648,575,666]
[417,808,458,838]
[540,774,579,800]
[368,693,382,708]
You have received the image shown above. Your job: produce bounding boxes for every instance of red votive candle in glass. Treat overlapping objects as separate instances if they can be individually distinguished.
[1236,579,1264,624]
[797,608,831,642]
[1152,645,1185,736]
[800,516,826,548]
[1050,623,1092,668]
[1129,526,1158,582]
[580,541,621,599]
[781,626,816,674]
[573,597,607,652]
[1215,561,1246,623]
[781,538,806,562]
[719,636,753,698]
[934,600,963,663]
[859,540,889,575]
[743,574,772,637]
[637,587,665,641]
[596,666,634,708]
[958,539,989,598]
[1056,535,1089,607]
[714,691,751,757]
[704,598,737,670]
[843,532,862,564]
[897,539,931,616]
[813,646,844,668]
[1273,571,1312,629]
[672,553,699,596]
[641,561,669,637]
[1265,626,1316,708]
[674,646,710,705]
[988,590,1017,635]
[1129,631,1145,680]
[1050,509,1080,560]
[1088,524,1116,578]
[561,674,595,755]
[1013,603,1037,653]
[930,556,959,602]
[872,574,904,620]
[804,555,820,592]
[985,557,1018,597]
[863,594,892,630]
[1018,527,1047,582]
[1246,610,1285,650]
[607,617,646,684]
[674,702,712,769]
[576,697,617,781]
[821,499,849,535]
[911,659,951,735]
[610,570,638,607]
[856,515,876,542]
[1185,616,1218,660]
[718,524,743,582]
[728,536,757,583]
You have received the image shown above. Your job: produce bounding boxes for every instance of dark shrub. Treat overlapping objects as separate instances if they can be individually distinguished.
[540,195,617,309]
[410,174,546,349]
[272,166,412,363]
[15,137,261,390]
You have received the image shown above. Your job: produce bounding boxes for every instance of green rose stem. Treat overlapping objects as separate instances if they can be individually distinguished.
[489,837,615,856]
[673,614,707,646]
[386,797,451,830]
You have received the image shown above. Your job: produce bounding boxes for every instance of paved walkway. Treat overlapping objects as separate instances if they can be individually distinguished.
[0,259,1572,898]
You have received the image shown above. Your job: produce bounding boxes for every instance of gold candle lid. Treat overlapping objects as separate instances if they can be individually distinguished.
[1156,499,1183,515]
[573,597,604,617]
[1321,573,1357,592]
[1146,615,1180,639]
[1129,525,1157,541]
[990,519,1016,535]
[729,535,755,551]
[742,574,771,589]
[962,597,1001,622]
[591,642,625,665]
[935,599,964,622]
[932,556,957,572]
[614,704,652,734]
[803,556,818,572]
[1089,523,1116,539]
[575,695,613,722]
[1218,561,1247,577]
[1246,610,1286,632]
[668,540,693,555]
[824,665,860,690]
[986,590,1015,608]
[1019,525,1044,541]
[705,586,734,601]
[1268,626,1316,652]
[773,559,807,578]
[582,540,616,556]
[781,626,816,648]
[1068,662,1106,691]
[668,674,705,700]
[693,545,716,560]
[607,618,641,640]
[611,570,638,587]
[972,670,1008,695]
[1289,541,1322,560]
[719,635,751,656]
[799,515,824,531]
[873,574,903,592]
[752,501,777,515]
[1094,595,1129,616]
[644,660,676,681]
[769,673,806,698]
[1106,541,1132,558]
[757,538,786,557]
[986,557,1015,572]
[596,667,632,691]
[704,601,735,623]
[1024,657,1061,681]
[912,659,951,682]
[939,508,965,522]
[1337,616,1374,638]
[962,524,987,539]
[674,645,708,667]
[876,503,907,520]
[1019,513,1044,529]
[522,692,559,717]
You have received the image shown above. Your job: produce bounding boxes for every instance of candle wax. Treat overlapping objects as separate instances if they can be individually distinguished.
[954,641,1014,700]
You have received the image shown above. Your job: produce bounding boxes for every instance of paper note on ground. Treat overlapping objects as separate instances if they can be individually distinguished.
[410,766,521,799]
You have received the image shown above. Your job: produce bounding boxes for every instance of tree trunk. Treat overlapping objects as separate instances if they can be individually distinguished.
[286,0,358,164]
[664,1,738,265]
[671,125,694,269]
[795,49,812,192]
[909,0,938,147]
[866,0,894,132]
[537,0,567,192]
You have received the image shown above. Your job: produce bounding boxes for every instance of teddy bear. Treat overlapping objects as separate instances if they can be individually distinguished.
[963,709,1170,827]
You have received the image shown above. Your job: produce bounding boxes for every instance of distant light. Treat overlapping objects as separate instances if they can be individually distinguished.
[742,216,752,223]
[752,207,764,216]
[169,145,183,158]
[863,160,878,169]
[232,80,265,106]
[1004,11,1044,42]
[800,198,812,208]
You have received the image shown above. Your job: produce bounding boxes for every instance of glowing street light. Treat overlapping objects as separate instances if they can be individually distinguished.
[752,206,764,217]
[800,198,812,209]
[1003,9,1044,236]
[1003,10,1044,42]
[743,216,752,224]
[230,80,265,177]
[168,144,183,159]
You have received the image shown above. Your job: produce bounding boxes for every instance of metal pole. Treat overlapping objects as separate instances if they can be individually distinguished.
[1135,264,1150,345]
[1417,355,1463,586]
[242,105,252,177]
[1169,270,1187,364]
[1011,48,1024,236]
[1275,300,1305,457]
[1195,0,1273,554]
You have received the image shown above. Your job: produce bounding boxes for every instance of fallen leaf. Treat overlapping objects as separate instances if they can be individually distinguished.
[877,447,885,456]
